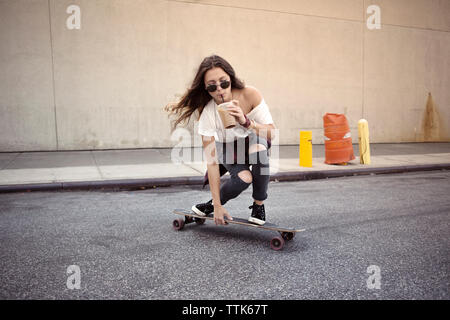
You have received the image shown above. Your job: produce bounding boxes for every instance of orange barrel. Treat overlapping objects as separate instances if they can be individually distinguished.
[323,113,355,164]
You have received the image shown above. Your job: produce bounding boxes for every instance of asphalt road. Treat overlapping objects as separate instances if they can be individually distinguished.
[0,171,449,300]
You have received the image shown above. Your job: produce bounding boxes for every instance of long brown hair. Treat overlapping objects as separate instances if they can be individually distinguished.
[165,55,245,132]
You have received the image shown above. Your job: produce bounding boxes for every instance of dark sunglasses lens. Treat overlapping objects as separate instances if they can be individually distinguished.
[206,84,217,92]
[220,80,230,89]
[206,80,230,92]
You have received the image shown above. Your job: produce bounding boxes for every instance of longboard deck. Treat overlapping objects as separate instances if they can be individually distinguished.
[173,209,305,233]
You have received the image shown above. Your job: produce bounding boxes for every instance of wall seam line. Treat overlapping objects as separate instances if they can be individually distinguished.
[166,0,364,24]
[167,0,450,33]
[362,0,365,120]
[48,0,59,150]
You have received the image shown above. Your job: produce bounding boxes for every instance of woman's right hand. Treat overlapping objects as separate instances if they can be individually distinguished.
[213,205,233,225]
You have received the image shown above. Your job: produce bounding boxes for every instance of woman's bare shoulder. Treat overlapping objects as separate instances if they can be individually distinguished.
[243,86,263,107]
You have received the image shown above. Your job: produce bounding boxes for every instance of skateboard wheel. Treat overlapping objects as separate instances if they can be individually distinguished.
[194,218,205,225]
[172,218,185,231]
[281,232,295,241]
[270,236,285,251]
[185,216,194,224]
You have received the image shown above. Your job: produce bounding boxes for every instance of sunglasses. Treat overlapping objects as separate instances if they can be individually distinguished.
[205,80,231,92]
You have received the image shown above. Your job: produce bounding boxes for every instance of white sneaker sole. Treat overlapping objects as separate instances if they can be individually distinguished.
[191,205,206,217]
[248,217,266,225]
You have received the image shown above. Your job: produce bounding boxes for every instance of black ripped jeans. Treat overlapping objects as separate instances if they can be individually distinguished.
[215,132,270,205]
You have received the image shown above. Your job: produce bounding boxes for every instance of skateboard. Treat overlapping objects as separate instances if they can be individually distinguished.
[172,209,305,251]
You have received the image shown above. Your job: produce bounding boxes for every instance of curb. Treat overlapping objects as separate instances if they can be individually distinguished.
[271,163,450,182]
[0,176,205,193]
[0,163,449,193]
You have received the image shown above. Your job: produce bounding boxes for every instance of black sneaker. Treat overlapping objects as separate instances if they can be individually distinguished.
[191,200,214,217]
[248,202,266,225]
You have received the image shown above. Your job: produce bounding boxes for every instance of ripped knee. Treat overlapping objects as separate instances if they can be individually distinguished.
[237,170,252,184]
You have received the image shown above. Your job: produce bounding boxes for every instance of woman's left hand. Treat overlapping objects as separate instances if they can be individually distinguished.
[227,100,246,125]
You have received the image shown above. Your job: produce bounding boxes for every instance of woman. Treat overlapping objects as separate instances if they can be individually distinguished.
[166,55,276,226]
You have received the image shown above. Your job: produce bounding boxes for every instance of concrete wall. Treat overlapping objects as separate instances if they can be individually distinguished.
[0,0,449,151]
[0,0,56,151]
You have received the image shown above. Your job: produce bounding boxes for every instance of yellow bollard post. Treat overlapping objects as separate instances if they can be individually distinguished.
[299,131,312,167]
[358,119,371,165]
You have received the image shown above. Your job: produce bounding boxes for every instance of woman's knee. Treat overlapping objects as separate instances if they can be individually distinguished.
[237,170,252,184]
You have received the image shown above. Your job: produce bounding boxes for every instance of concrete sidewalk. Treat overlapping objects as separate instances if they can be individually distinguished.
[0,143,449,193]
